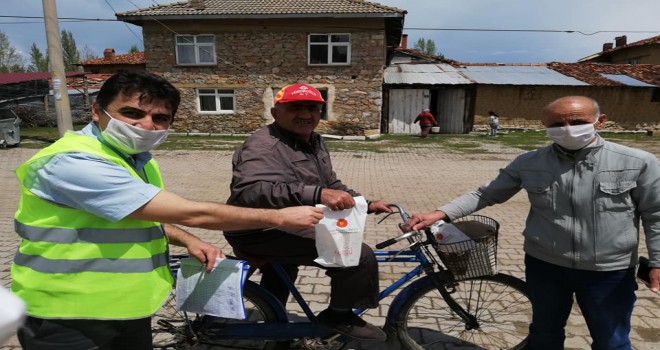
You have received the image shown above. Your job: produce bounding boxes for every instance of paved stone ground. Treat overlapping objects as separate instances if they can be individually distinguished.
[1,140,658,349]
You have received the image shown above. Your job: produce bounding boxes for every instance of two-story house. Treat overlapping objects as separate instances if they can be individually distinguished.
[578,35,660,65]
[116,0,405,136]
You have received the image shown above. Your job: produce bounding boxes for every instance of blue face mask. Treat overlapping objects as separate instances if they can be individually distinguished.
[546,120,598,150]
[101,110,168,154]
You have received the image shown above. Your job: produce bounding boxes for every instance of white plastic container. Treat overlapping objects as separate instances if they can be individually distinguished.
[429,220,475,253]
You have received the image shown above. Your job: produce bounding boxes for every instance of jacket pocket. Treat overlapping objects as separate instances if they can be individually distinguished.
[597,180,636,211]
[520,174,554,211]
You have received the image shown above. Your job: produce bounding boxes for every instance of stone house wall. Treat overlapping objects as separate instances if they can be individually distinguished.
[141,19,387,136]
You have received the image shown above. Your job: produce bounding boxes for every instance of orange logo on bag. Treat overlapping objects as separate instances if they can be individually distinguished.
[336,219,348,228]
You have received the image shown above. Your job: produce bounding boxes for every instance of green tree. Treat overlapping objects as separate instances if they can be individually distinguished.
[80,45,97,61]
[28,43,49,72]
[61,29,81,71]
[0,31,25,72]
[413,37,444,59]
[129,44,140,53]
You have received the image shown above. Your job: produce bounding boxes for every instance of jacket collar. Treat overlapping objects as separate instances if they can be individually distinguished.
[269,123,321,152]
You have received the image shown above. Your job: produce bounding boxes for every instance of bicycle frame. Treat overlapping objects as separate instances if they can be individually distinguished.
[175,204,480,343]
[197,248,435,342]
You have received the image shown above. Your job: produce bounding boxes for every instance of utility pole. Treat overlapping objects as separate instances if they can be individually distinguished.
[42,0,73,137]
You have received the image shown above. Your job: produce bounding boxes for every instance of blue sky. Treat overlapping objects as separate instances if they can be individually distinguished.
[1,0,659,64]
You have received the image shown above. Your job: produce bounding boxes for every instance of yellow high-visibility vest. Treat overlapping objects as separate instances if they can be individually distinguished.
[12,131,172,319]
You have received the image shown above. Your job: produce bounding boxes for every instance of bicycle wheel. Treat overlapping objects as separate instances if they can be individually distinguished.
[195,281,287,350]
[152,281,286,350]
[152,290,198,349]
[396,273,530,350]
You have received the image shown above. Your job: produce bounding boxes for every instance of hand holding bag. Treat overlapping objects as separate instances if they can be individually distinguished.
[314,196,368,267]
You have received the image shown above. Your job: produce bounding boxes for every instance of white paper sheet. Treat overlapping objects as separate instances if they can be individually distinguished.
[175,257,248,319]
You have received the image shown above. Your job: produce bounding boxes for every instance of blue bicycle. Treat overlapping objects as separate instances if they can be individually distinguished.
[152,204,532,349]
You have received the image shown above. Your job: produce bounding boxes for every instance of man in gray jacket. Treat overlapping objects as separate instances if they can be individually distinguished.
[225,84,391,342]
[405,96,659,350]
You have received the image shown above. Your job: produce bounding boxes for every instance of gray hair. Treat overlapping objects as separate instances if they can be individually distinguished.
[590,99,601,119]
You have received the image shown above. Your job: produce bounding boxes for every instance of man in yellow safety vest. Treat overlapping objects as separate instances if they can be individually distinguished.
[11,70,323,349]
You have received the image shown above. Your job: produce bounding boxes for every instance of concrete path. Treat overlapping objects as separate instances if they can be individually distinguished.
[1,140,658,349]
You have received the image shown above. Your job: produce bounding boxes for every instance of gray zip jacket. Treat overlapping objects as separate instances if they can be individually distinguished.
[439,135,660,270]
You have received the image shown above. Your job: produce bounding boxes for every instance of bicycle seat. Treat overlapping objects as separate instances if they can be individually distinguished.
[232,248,272,268]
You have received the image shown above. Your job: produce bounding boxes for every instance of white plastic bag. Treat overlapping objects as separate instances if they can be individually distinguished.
[0,287,26,344]
[314,196,368,267]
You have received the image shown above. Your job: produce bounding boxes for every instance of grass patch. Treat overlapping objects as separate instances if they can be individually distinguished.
[16,127,658,154]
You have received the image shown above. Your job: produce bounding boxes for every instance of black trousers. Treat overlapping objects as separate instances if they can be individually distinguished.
[225,229,379,310]
[17,316,152,350]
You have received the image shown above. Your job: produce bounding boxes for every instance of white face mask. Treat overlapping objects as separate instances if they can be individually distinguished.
[545,120,599,150]
[101,110,168,154]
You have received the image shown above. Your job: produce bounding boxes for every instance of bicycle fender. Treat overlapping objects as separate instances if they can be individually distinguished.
[385,276,434,326]
[244,280,289,322]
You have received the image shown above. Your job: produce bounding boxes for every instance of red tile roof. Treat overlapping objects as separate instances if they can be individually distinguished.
[79,52,145,66]
[547,62,660,86]
[116,0,405,17]
[599,35,659,55]
[579,35,660,62]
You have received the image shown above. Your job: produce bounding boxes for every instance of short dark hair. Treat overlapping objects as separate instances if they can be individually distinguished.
[95,70,181,118]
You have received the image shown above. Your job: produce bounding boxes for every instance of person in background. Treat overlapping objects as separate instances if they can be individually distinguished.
[225,84,392,342]
[488,111,500,136]
[11,71,323,350]
[405,96,659,350]
[414,108,438,138]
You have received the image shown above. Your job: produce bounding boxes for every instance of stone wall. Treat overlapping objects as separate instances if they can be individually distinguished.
[142,19,386,136]
[474,85,660,132]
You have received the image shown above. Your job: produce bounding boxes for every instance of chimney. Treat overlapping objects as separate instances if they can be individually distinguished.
[103,48,115,61]
[615,35,627,47]
[190,0,205,10]
[401,34,408,49]
[602,43,613,52]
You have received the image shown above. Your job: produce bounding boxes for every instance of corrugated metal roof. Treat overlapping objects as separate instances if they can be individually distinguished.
[0,72,86,85]
[460,66,588,86]
[384,64,472,85]
[600,74,656,87]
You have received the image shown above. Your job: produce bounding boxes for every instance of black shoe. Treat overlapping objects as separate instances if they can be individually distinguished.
[316,309,387,342]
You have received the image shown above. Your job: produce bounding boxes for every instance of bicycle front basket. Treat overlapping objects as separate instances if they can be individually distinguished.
[434,215,499,281]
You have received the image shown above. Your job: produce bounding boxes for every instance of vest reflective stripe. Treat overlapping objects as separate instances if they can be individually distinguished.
[11,132,172,319]
[15,222,165,244]
[14,252,168,274]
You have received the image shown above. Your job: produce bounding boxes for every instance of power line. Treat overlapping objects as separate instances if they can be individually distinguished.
[404,28,660,36]
[0,15,116,21]
[1,15,658,36]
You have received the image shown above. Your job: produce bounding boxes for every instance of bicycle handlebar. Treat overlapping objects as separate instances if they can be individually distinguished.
[375,204,423,249]
[376,231,419,249]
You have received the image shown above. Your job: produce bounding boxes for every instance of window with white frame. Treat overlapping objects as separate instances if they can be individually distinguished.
[308,34,351,65]
[176,34,216,65]
[197,89,235,113]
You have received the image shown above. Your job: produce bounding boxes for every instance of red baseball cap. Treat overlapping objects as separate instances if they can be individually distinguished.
[273,84,326,105]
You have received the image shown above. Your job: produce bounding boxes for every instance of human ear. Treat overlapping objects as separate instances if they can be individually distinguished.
[595,114,607,130]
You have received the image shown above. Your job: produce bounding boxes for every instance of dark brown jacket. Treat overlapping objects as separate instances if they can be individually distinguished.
[225,124,359,236]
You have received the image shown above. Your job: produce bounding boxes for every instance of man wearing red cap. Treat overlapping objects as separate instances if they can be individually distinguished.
[225,84,392,342]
